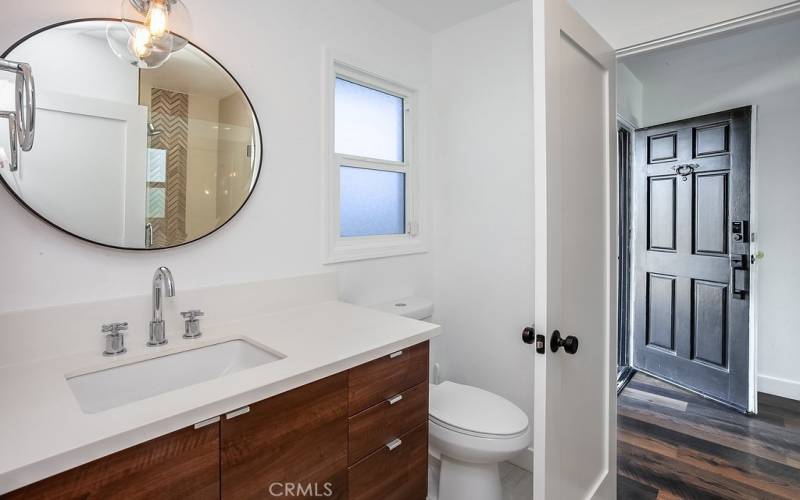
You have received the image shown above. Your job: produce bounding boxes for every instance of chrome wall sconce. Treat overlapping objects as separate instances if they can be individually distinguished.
[0,59,35,172]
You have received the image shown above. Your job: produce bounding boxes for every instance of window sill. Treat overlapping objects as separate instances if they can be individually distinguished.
[323,235,427,264]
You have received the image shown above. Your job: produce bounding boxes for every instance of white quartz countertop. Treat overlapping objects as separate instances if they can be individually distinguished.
[0,300,440,494]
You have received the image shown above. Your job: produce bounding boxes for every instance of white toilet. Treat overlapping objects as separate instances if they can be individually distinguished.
[429,381,530,500]
[370,297,531,500]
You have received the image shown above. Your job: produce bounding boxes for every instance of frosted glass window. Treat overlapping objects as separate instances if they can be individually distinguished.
[146,187,165,218]
[335,78,404,162]
[340,166,405,237]
[147,148,166,182]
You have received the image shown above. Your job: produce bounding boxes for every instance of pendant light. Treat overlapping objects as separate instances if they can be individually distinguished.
[107,0,193,69]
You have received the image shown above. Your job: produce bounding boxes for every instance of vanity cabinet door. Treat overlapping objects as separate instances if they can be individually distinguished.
[220,373,348,500]
[2,423,220,500]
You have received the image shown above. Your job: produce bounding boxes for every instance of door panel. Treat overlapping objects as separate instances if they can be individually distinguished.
[648,133,678,163]
[646,273,676,352]
[0,91,148,248]
[648,176,677,251]
[694,123,729,157]
[533,0,617,498]
[692,279,728,368]
[694,172,729,256]
[633,107,751,411]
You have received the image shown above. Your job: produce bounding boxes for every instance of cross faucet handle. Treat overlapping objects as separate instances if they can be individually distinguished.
[102,322,129,334]
[102,322,128,356]
[181,310,204,339]
[181,310,205,320]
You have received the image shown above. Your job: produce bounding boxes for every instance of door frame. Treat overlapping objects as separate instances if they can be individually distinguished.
[619,107,759,413]
[617,118,634,370]
[615,0,800,57]
[616,118,637,394]
[748,106,759,413]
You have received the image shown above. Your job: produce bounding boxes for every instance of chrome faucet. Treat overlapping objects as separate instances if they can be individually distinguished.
[148,266,175,346]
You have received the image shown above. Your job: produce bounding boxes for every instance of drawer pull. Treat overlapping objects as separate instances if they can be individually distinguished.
[386,394,403,405]
[225,406,250,420]
[386,438,402,451]
[193,416,220,429]
[389,350,404,359]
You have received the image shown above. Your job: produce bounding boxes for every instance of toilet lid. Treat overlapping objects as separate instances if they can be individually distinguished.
[429,381,529,437]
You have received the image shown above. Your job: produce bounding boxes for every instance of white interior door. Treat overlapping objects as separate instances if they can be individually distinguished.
[0,90,148,247]
[532,0,617,498]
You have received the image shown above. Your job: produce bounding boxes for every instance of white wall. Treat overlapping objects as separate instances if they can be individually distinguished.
[0,0,433,314]
[623,17,800,400]
[3,23,139,105]
[569,0,791,49]
[432,0,535,463]
[617,62,643,127]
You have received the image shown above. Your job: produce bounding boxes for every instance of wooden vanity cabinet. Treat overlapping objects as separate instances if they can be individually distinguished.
[3,422,220,500]
[220,372,348,499]
[2,341,430,500]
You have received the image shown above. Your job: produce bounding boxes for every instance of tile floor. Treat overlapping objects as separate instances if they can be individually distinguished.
[427,457,533,500]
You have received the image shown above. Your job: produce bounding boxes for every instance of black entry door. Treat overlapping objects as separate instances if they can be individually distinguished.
[632,107,751,411]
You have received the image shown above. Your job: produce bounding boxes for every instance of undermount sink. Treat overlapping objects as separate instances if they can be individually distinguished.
[67,339,284,414]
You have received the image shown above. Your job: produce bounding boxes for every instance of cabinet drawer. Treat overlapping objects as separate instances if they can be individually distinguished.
[348,381,428,465]
[348,341,429,415]
[348,423,428,500]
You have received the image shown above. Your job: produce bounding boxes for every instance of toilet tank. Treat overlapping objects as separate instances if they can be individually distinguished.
[369,296,433,320]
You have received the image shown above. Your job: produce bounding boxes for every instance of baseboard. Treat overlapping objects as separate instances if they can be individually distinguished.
[758,374,800,401]
[509,446,534,472]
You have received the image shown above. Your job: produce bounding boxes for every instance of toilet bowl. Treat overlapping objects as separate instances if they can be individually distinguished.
[429,381,530,500]
[368,297,530,500]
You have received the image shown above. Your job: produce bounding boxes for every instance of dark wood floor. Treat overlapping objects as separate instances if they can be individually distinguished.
[617,372,800,499]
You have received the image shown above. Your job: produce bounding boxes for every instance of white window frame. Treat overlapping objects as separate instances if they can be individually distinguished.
[323,58,425,263]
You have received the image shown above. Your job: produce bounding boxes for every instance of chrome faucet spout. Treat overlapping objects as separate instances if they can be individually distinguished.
[149,266,175,346]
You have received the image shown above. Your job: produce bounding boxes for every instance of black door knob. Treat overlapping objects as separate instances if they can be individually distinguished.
[522,327,536,344]
[550,330,579,354]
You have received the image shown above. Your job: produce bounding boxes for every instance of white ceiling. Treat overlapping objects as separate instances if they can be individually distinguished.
[374,0,520,33]
[374,0,793,45]
[568,0,792,50]
[72,21,239,100]
[143,46,240,100]
[622,13,800,83]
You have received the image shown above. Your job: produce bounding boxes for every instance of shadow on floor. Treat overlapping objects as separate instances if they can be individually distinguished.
[427,457,533,500]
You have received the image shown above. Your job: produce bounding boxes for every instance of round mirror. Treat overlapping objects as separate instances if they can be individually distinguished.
[0,19,261,249]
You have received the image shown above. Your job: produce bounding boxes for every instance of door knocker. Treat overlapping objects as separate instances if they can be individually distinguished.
[672,163,697,181]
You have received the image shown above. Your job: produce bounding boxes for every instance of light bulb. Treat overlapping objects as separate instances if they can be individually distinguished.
[146,1,169,38]
[130,27,153,58]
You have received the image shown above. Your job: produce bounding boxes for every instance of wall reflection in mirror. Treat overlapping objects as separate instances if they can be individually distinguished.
[0,20,261,249]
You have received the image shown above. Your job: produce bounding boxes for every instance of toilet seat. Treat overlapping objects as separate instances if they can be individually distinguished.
[429,415,528,439]
[429,382,529,438]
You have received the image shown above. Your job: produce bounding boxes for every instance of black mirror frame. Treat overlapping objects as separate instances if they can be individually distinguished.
[0,17,264,251]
